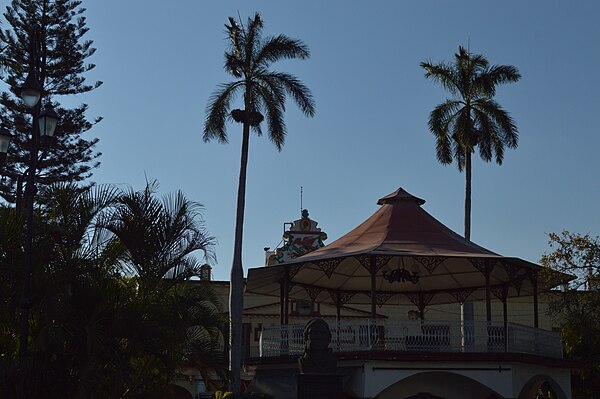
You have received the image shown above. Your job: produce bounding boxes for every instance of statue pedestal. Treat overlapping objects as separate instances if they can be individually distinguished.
[296,374,343,399]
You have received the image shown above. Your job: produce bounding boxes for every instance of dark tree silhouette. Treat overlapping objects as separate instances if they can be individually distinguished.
[0,0,102,202]
[204,12,315,394]
[421,46,520,240]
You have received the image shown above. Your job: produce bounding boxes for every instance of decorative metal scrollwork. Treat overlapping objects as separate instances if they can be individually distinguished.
[354,255,392,273]
[405,292,435,308]
[414,256,446,274]
[328,290,355,306]
[304,285,323,302]
[469,258,495,275]
[491,285,509,302]
[314,258,342,278]
[367,291,396,308]
[355,254,371,272]
[513,275,525,295]
[288,263,303,279]
[374,256,393,272]
[502,262,520,282]
[450,288,475,305]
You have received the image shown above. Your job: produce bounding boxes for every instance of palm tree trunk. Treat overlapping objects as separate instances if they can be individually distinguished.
[229,119,250,395]
[464,150,472,241]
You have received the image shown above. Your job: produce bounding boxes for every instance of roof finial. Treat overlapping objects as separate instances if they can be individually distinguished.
[377,187,425,206]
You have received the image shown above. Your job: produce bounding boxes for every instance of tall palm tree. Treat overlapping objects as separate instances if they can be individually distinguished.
[204,12,315,394]
[421,46,520,241]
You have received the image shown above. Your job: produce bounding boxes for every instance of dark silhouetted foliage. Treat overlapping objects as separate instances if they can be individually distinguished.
[421,46,520,240]
[0,0,102,202]
[541,231,600,399]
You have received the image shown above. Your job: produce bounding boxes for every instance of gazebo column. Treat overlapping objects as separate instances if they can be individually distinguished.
[334,292,342,350]
[502,296,508,325]
[491,285,510,352]
[284,269,290,325]
[418,293,426,321]
[279,269,290,325]
[485,266,492,324]
[532,271,539,328]
[279,279,285,325]
[370,256,377,320]
[502,288,508,352]
[472,260,495,325]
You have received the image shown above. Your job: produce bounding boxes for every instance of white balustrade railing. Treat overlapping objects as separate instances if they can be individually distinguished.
[259,319,563,359]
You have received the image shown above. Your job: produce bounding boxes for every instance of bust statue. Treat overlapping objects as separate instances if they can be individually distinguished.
[298,318,337,374]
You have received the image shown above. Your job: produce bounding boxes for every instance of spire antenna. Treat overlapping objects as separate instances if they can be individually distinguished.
[300,186,303,216]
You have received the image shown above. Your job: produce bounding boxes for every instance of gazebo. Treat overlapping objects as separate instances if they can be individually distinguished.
[246,188,568,327]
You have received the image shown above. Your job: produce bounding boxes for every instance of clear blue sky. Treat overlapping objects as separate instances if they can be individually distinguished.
[29,1,600,280]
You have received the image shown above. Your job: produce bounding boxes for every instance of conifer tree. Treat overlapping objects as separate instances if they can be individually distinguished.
[0,0,102,202]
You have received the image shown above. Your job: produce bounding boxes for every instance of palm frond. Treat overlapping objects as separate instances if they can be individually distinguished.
[264,71,315,117]
[428,99,462,165]
[256,82,286,150]
[477,64,521,96]
[451,108,473,171]
[474,98,518,148]
[471,109,497,162]
[203,81,243,143]
[451,135,466,171]
[225,17,242,63]
[244,12,264,68]
[420,61,459,96]
[254,35,310,69]
[224,52,244,78]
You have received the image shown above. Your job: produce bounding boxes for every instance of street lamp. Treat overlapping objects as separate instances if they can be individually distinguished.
[0,125,12,164]
[20,68,42,108]
[39,103,59,147]
[15,24,59,361]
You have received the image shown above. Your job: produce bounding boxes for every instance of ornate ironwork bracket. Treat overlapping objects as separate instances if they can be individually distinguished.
[405,292,435,310]
[366,291,397,308]
[315,258,342,278]
[469,257,496,275]
[414,256,446,274]
[288,263,303,280]
[450,288,475,305]
[491,285,509,302]
[304,285,324,302]
[328,290,355,307]
[355,254,392,273]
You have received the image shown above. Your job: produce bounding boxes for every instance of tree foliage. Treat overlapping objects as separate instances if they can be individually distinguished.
[203,12,314,394]
[421,46,520,240]
[421,46,520,170]
[0,182,226,398]
[0,0,102,202]
[204,12,315,149]
[541,231,600,399]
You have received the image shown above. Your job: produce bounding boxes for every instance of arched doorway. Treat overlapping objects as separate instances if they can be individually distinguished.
[376,371,504,399]
[518,375,567,399]
[166,384,194,399]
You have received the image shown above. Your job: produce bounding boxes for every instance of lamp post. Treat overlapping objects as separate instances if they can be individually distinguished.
[0,126,12,164]
[0,24,59,361]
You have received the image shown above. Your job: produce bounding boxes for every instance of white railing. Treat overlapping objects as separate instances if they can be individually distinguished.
[259,319,563,359]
